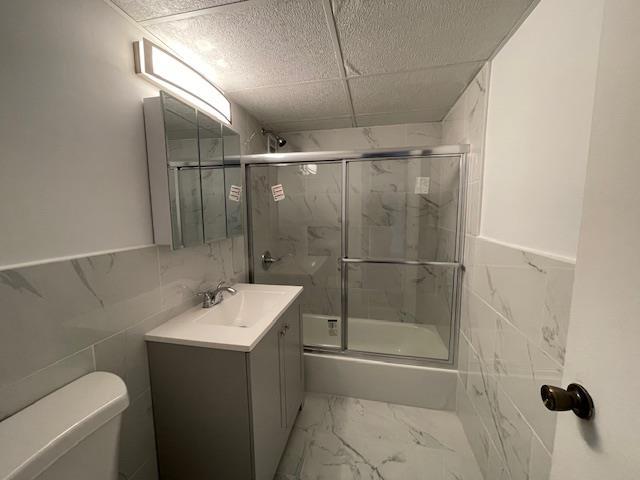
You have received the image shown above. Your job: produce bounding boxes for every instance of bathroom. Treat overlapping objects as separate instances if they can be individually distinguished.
[0,0,639,479]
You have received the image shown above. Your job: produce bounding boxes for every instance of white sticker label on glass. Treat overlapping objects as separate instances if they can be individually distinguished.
[228,185,242,202]
[271,184,285,202]
[414,176,431,194]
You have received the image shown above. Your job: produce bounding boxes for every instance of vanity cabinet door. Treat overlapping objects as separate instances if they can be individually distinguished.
[249,319,289,480]
[282,303,304,429]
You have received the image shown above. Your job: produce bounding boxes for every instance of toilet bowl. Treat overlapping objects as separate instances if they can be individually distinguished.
[0,372,129,480]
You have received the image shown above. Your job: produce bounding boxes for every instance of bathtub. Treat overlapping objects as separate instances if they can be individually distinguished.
[302,313,449,359]
[302,313,457,410]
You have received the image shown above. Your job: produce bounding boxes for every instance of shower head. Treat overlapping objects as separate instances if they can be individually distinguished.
[261,128,287,148]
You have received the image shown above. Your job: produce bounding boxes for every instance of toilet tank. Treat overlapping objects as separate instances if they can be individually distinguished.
[0,372,129,480]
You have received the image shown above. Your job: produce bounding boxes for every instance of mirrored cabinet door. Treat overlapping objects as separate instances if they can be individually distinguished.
[144,91,244,250]
[198,112,227,243]
[222,125,243,238]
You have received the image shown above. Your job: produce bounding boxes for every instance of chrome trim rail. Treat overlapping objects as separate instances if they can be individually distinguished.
[242,145,470,165]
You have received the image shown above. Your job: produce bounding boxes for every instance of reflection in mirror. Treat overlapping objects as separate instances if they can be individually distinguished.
[198,112,227,242]
[222,125,243,237]
[162,92,203,248]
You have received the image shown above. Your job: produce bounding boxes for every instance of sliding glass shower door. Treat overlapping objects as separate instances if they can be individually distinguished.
[247,162,343,349]
[247,151,464,363]
[344,156,461,360]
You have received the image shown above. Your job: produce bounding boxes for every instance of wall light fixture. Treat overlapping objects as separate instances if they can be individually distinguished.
[133,38,231,124]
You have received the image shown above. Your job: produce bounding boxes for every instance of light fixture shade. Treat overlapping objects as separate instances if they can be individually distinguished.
[134,38,231,124]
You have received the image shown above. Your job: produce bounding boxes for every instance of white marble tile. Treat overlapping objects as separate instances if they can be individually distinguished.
[0,247,161,388]
[528,436,551,480]
[494,316,561,452]
[282,122,442,152]
[158,238,242,310]
[0,347,94,421]
[119,389,156,479]
[495,387,533,480]
[456,379,494,477]
[539,266,574,365]
[279,393,481,480]
[406,123,442,146]
[465,181,482,236]
[94,303,193,400]
[471,238,574,360]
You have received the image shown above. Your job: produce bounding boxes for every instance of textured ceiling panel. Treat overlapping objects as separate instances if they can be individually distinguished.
[113,0,244,22]
[148,0,338,91]
[333,0,533,76]
[349,62,482,118]
[228,80,351,122]
[269,116,353,132]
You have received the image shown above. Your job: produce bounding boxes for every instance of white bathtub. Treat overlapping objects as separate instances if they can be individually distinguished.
[302,313,457,410]
[302,313,449,359]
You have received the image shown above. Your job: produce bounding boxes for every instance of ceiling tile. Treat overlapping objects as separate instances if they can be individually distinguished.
[333,0,533,76]
[349,62,482,118]
[147,0,339,91]
[228,80,351,122]
[269,116,354,132]
[113,0,244,22]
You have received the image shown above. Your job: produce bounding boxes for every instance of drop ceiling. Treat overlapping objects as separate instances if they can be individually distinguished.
[112,0,536,131]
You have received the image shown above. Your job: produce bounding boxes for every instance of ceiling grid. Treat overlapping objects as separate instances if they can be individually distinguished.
[109,0,536,132]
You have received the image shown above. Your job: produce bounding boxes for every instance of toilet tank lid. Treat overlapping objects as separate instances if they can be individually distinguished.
[0,372,129,480]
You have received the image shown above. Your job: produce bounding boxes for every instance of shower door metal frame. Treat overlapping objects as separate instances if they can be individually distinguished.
[244,145,468,368]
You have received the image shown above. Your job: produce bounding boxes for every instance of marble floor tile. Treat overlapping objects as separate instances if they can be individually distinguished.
[279,393,482,480]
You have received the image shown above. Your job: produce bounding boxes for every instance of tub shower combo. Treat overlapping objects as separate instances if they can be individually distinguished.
[245,146,466,367]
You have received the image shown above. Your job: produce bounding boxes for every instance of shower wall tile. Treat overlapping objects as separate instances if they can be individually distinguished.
[307,226,341,256]
[0,236,246,480]
[281,122,442,152]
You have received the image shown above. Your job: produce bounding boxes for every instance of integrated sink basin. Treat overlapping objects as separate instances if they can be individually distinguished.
[145,283,303,351]
[196,287,292,328]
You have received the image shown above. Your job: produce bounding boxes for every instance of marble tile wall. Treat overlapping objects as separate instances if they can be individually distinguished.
[279,122,442,152]
[441,61,575,480]
[0,238,246,480]
[458,237,574,480]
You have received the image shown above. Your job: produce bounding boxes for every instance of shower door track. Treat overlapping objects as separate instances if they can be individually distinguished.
[244,145,468,368]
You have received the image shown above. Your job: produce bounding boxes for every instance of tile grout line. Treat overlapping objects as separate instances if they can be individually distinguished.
[0,346,96,393]
[321,0,357,127]
[465,282,565,371]
[461,314,554,459]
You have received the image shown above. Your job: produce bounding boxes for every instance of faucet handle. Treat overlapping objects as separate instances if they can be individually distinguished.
[197,290,215,308]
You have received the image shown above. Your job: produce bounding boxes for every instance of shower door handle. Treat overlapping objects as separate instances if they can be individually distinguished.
[261,250,281,270]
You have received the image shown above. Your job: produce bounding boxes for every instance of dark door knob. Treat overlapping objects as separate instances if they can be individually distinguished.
[540,383,594,419]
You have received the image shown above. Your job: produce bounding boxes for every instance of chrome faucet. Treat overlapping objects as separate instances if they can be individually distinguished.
[199,281,237,308]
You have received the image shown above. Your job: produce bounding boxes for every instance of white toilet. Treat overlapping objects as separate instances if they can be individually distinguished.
[0,372,129,480]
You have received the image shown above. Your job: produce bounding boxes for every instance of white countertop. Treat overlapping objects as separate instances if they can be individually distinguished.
[145,283,303,352]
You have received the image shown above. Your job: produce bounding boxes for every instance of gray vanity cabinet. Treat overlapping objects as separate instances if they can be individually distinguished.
[147,300,303,480]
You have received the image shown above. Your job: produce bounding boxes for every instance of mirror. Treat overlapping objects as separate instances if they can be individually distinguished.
[148,92,244,250]
[222,125,243,238]
[198,112,227,243]
[162,92,204,248]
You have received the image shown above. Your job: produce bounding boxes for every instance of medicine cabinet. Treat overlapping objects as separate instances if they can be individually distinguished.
[144,91,242,249]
